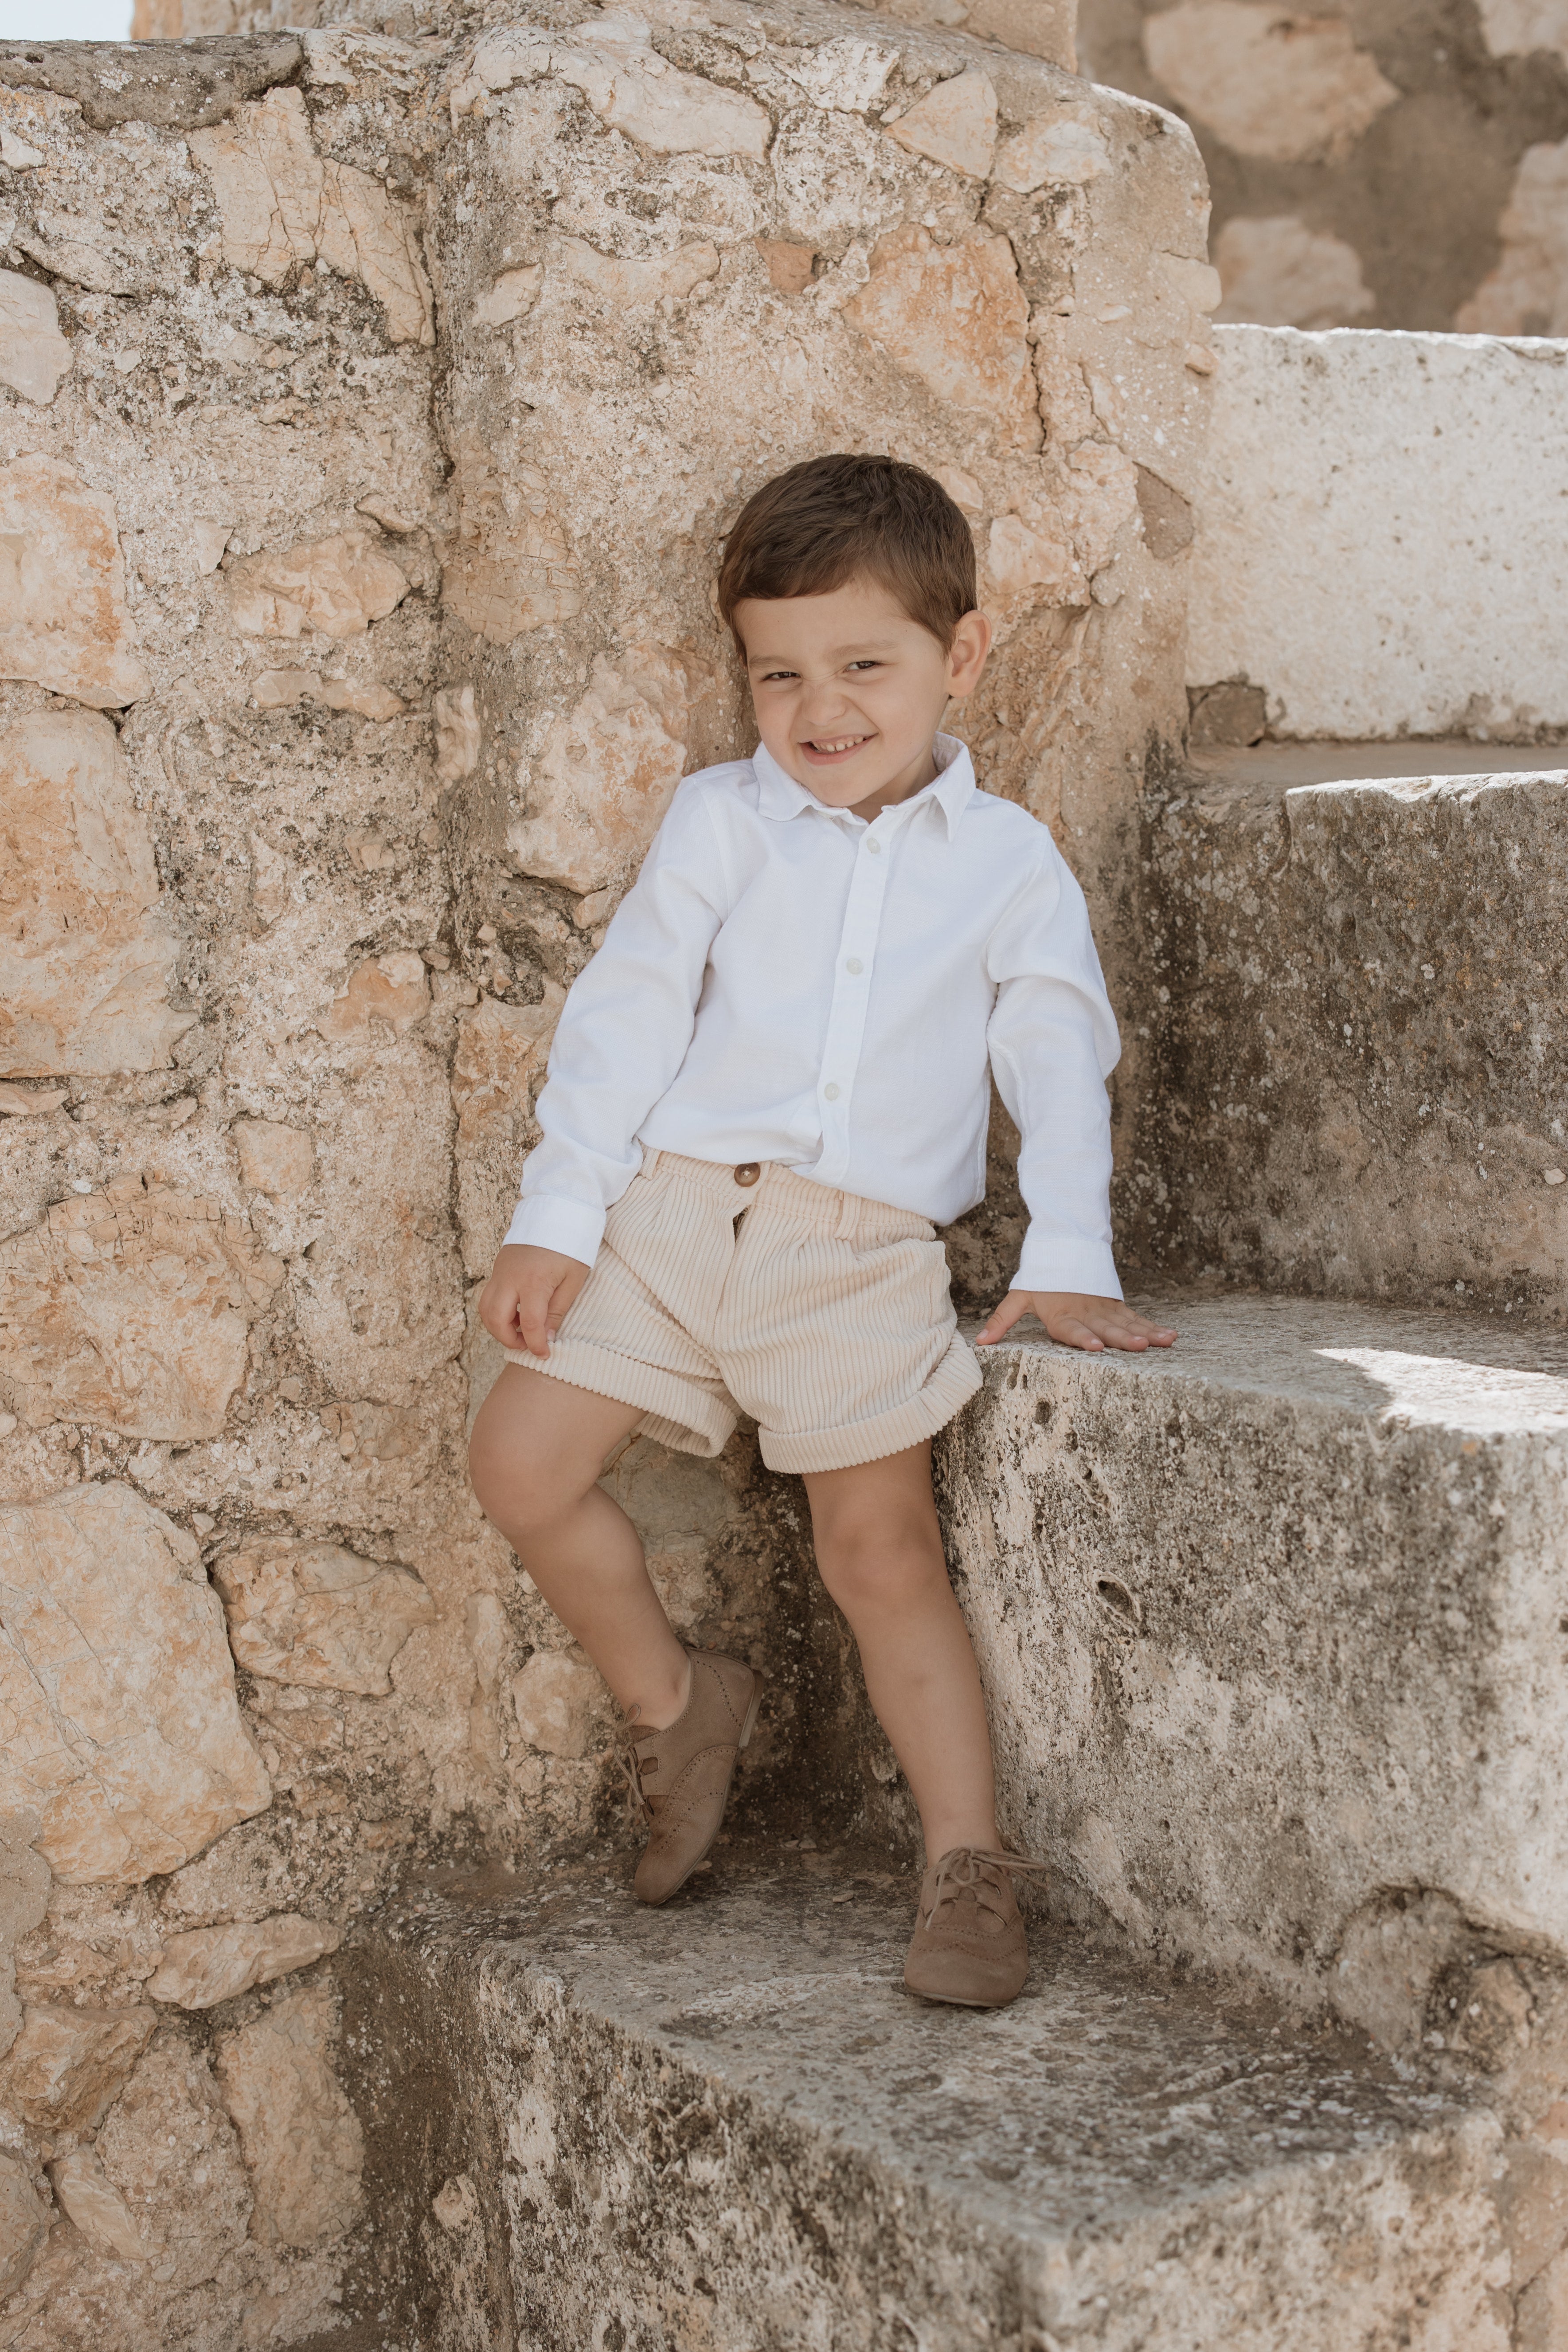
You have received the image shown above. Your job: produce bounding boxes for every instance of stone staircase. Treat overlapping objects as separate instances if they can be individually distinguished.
[346,744,1568,2349]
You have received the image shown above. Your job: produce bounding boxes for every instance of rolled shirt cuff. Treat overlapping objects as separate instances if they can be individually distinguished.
[1012,1238,1123,1300]
[502,1193,605,1268]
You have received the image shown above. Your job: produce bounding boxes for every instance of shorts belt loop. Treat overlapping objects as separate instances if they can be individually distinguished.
[641,1145,663,1179]
[834,1189,859,1241]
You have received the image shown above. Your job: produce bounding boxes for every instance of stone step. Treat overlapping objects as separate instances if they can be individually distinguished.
[1126,751,1568,1318]
[347,1855,1524,2352]
[938,1301,1568,2040]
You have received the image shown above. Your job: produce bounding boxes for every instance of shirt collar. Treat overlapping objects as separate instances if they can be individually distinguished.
[751,732,977,839]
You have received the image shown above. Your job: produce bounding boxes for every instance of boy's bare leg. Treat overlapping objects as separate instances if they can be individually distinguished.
[468,1367,692,1729]
[803,1440,999,1862]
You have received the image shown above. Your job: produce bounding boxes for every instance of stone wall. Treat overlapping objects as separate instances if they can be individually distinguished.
[1078,0,1568,334]
[1185,325,1568,743]
[0,11,1208,2341]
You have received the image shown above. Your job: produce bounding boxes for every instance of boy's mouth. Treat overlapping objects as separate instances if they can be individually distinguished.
[799,732,872,764]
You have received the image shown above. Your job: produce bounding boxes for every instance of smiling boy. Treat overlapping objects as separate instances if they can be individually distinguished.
[469,454,1174,2008]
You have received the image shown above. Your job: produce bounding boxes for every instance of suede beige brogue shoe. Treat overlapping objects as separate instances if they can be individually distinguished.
[620,1647,762,1906]
[903,1847,1047,2009]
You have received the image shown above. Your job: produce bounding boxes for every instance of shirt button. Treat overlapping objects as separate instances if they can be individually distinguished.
[823,1082,841,1102]
[866,837,882,856]
[845,957,863,976]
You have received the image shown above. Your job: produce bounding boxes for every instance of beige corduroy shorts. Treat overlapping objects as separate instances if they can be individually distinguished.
[505,1150,982,1474]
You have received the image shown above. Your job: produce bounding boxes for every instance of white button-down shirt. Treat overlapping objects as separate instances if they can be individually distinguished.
[506,735,1123,1297]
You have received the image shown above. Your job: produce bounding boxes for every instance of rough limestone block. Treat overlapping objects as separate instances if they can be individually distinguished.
[233,1118,315,1200]
[212,1538,436,1695]
[224,528,411,640]
[94,2038,252,2288]
[215,1983,364,2248]
[147,1913,341,2008]
[937,1303,1568,2024]
[509,1648,606,1759]
[0,1179,285,1438]
[0,708,195,1078]
[1187,328,1568,739]
[0,1811,49,2059]
[1143,4,1398,163]
[46,2144,148,2262]
[0,1483,272,1885]
[0,456,149,707]
[0,2149,47,2297]
[450,987,563,1276]
[365,1866,1512,2351]
[0,1999,156,2127]
[508,646,696,892]
[1135,768,1568,1317]
[190,86,434,344]
[0,267,72,403]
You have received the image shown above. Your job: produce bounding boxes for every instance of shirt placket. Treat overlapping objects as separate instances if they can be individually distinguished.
[811,811,897,1185]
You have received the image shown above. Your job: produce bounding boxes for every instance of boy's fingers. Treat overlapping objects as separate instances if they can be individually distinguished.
[975,1291,1029,1345]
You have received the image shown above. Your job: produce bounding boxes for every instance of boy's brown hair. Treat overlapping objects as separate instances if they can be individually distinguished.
[717,453,977,651]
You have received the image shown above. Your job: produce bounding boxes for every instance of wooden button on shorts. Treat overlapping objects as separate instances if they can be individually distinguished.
[505,1150,982,1473]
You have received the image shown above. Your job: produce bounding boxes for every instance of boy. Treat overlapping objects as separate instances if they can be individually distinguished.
[470,454,1174,2010]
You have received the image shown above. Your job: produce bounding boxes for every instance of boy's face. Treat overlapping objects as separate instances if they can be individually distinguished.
[733,575,991,819]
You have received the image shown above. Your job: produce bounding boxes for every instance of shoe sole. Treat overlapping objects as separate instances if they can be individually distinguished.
[637,1673,763,1908]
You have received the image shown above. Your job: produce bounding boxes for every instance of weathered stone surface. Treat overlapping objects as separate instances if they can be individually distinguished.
[0,1179,285,1438]
[1478,0,1568,59]
[0,709,193,1079]
[451,987,563,1275]
[0,1998,156,2128]
[0,457,149,708]
[1135,764,1568,1316]
[45,2143,147,2262]
[191,86,434,345]
[449,16,772,157]
[509,1647,606,1760]
[0,1483,271,1885]
[226,528,410,640]
[215,1983,364,2248]
[0,1811,50,2062]
[441,448,583,644]
[885,68,997,177]
[1456,137,1568,338]
[0,2150,46,2297]
[508,647,693,893]
[995,105,1110,191]
[1188,328,1568,738]
[1143,4,1399,163]
[213,1538,436,1696]
[364,1865,1510,2351]
[1520,2242,1568,2350]
[0,268,71,403]
[844,225,1036,445]
[317,949,430,1040]
[233,1118,314,1200]
[434,682,481,782]
[938,1304,1568,2022]
[95,2037,251,2287]
[1213,215,1375,328]
[147,1913,341,2008]
[0,34,303,130]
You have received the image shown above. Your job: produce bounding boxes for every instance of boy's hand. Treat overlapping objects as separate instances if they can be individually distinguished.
[976,1291,1177,1353]
[478,1243,590,1358]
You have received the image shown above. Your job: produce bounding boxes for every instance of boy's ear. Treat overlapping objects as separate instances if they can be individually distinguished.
[946,608,993,697]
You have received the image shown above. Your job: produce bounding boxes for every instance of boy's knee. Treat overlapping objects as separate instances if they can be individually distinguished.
[815,1517,948,1613]
[467,1426,561,1535]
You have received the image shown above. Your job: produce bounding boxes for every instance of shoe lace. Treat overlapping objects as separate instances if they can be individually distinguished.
[928,1847,1048,1926]
[617,1710,660,1828]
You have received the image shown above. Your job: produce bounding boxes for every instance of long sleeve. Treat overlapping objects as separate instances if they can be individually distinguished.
[504,782,730,1265]
[985,839,1123,1298]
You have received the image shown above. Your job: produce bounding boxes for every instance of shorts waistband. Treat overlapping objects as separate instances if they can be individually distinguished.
[637,1148,933,1244]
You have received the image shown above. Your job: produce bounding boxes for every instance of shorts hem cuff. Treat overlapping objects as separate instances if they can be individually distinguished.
[504,1338,736,1460]
[759,1335,984,1475]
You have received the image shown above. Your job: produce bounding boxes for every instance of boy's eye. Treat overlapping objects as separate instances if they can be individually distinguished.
[846,660,881,673]
[758,668,798,682]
